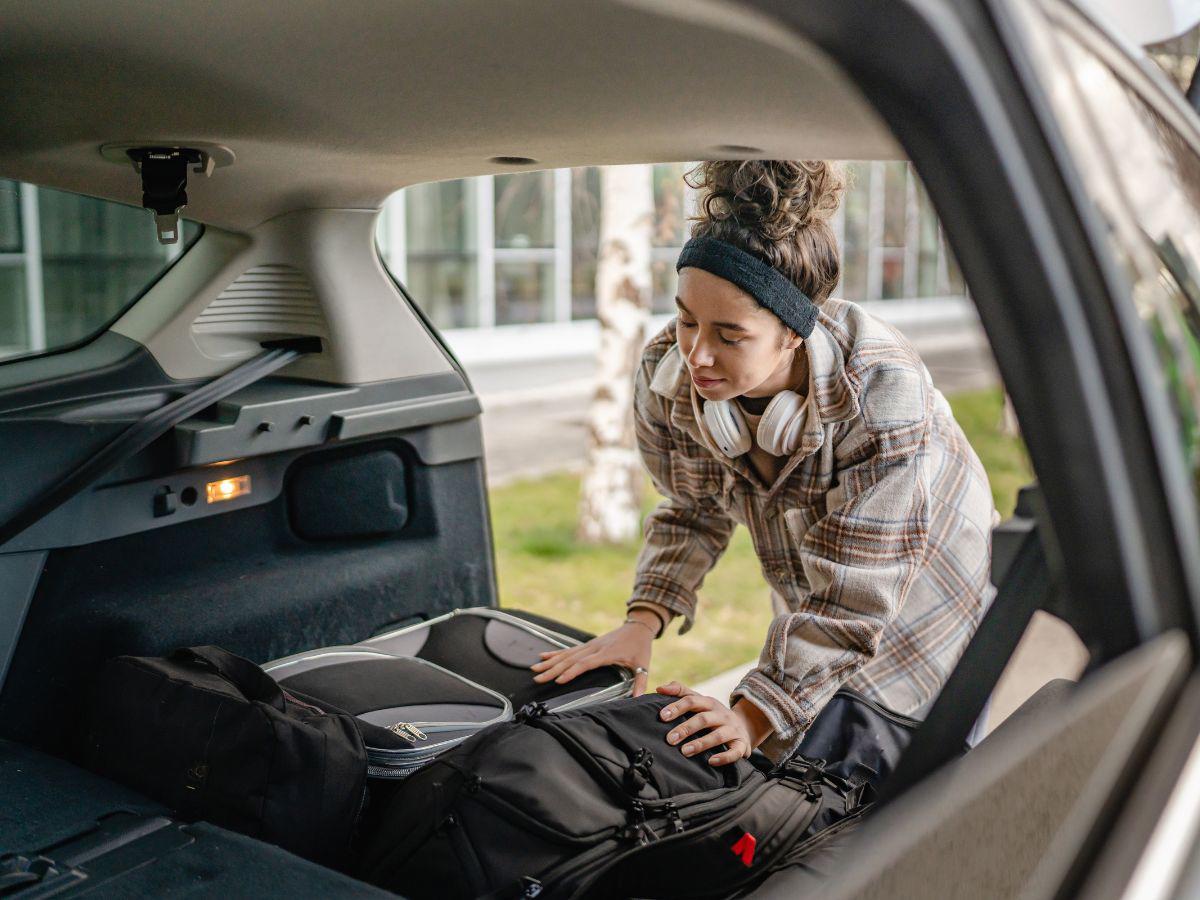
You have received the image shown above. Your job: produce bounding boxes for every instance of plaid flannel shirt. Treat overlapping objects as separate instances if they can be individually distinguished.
[629,299,998,762]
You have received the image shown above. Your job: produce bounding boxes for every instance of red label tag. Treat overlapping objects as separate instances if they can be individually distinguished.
[731,832,757,867]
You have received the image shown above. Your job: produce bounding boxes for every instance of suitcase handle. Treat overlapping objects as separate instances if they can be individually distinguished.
[174,645,287,712]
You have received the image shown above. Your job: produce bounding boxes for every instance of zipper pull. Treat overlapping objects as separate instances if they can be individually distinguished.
[628,800,652,846]
[388,721,428,742]
[665,801,685,834]
[624,747,656,792]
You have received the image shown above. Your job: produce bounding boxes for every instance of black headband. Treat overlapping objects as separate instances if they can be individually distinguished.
[675,236,818,338]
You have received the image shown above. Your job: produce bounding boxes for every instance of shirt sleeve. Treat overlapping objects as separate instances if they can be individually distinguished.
[731,364,933,762]
[627,359,737,635]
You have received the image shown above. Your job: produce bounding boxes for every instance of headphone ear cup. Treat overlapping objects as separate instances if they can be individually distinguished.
[757,390,807,456]
[702,399,751,457]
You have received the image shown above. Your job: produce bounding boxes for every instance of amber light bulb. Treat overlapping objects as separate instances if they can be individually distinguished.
[205,475,252,503]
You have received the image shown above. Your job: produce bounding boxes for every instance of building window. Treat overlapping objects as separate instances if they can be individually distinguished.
[571,167,601,321]
[496,259,555,325]
[494,171,556,325]
[495,172,554,250]
[650,162,691,315]
[377,160,966,334]
[840,162,871,302]
[403,179,477,329]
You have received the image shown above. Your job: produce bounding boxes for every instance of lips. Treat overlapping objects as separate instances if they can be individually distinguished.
[691,373,724,388]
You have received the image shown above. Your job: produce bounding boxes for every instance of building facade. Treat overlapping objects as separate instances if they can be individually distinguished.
[0,162,965,364]
[376,162,966,339]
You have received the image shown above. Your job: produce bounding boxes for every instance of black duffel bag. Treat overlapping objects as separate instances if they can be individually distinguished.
[83,645,367,867]
[356,694,868,900]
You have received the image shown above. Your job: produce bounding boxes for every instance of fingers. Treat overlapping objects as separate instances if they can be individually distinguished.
[708,739,750,767]
[654,681,682,697]
[632,669,649,698]
[658,691,712,723]
[664,710,720,746]
[531,647,596,684]
[552,657,602,684]
[530,647,573,672]
[679,725,740,758]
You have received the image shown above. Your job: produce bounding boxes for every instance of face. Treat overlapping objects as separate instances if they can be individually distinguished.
[675,267,803,401]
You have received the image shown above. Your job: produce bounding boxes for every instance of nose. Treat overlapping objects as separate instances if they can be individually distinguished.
[686,332,716,369]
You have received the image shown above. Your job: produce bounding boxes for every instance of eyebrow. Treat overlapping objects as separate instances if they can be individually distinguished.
[674,297,749,332]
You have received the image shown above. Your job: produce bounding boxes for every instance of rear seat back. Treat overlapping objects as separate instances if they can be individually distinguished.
[753,630,1189,899]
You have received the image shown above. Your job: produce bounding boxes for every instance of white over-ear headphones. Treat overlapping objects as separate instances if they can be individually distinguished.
[701,390,808,458]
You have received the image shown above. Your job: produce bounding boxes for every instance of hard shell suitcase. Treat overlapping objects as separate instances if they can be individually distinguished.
[362,608,633,712]
[263,647,512,779]
[262,607,634,779]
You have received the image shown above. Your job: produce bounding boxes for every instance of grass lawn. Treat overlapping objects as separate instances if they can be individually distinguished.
[489,386,1033,688]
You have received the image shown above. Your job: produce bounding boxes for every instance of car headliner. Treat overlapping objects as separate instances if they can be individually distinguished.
[0,0,900,232]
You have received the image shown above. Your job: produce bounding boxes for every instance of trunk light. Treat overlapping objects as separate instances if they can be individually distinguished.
[206,475,251,503]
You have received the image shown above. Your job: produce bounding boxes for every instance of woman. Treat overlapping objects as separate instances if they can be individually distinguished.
[532,160,997,778]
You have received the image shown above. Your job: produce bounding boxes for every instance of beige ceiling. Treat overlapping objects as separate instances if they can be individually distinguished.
[0,0,901,231]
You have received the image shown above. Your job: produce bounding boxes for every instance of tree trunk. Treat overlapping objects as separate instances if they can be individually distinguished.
[576,165,654,544]
[1001,391,1021,438]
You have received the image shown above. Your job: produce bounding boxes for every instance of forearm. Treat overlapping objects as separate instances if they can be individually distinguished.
[629,501,735,633]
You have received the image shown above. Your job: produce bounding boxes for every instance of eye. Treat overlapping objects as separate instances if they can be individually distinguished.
[719,335,742,347]
[678,319,697,330]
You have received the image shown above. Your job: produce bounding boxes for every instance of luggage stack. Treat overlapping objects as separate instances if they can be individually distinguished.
[262,608,634,779]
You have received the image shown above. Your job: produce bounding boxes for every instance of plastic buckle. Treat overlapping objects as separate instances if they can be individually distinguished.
[125,147,211,244]
[514,701,550,723]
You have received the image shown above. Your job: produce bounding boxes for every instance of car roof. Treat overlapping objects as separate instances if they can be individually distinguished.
[0,0,900,232]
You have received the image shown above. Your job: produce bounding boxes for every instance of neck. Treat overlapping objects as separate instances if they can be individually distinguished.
[742,346,808,399]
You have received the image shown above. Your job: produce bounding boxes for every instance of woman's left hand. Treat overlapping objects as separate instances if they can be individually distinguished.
[656,681,773,767]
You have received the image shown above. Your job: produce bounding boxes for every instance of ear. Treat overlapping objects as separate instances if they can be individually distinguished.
[782,328,803,352]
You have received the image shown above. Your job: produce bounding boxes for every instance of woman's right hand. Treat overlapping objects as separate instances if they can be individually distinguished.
[530,619,655,696]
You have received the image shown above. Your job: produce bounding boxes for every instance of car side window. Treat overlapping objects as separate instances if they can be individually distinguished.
[1046,17,1200,503]
[0,180,200,365]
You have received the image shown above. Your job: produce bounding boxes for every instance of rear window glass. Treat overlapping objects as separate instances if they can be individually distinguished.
[0,180,201,363]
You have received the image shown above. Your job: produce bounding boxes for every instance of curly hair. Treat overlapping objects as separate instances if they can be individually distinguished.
[684,160,846,319]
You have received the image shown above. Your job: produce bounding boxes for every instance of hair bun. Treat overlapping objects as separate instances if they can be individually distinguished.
[686,160,845,242]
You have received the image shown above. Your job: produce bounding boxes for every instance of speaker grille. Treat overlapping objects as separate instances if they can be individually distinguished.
[194,264,325,333]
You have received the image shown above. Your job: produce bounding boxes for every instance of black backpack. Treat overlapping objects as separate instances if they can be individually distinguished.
[356,695,868,900]
[84,645,368,867]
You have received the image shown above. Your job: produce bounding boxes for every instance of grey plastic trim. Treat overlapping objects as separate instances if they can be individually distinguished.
[2,410,482,553]
[330,393,482,441]
[111,211,456,385]
[0,551,48,693]
[2,454,289,553]
[172,371,474,466]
